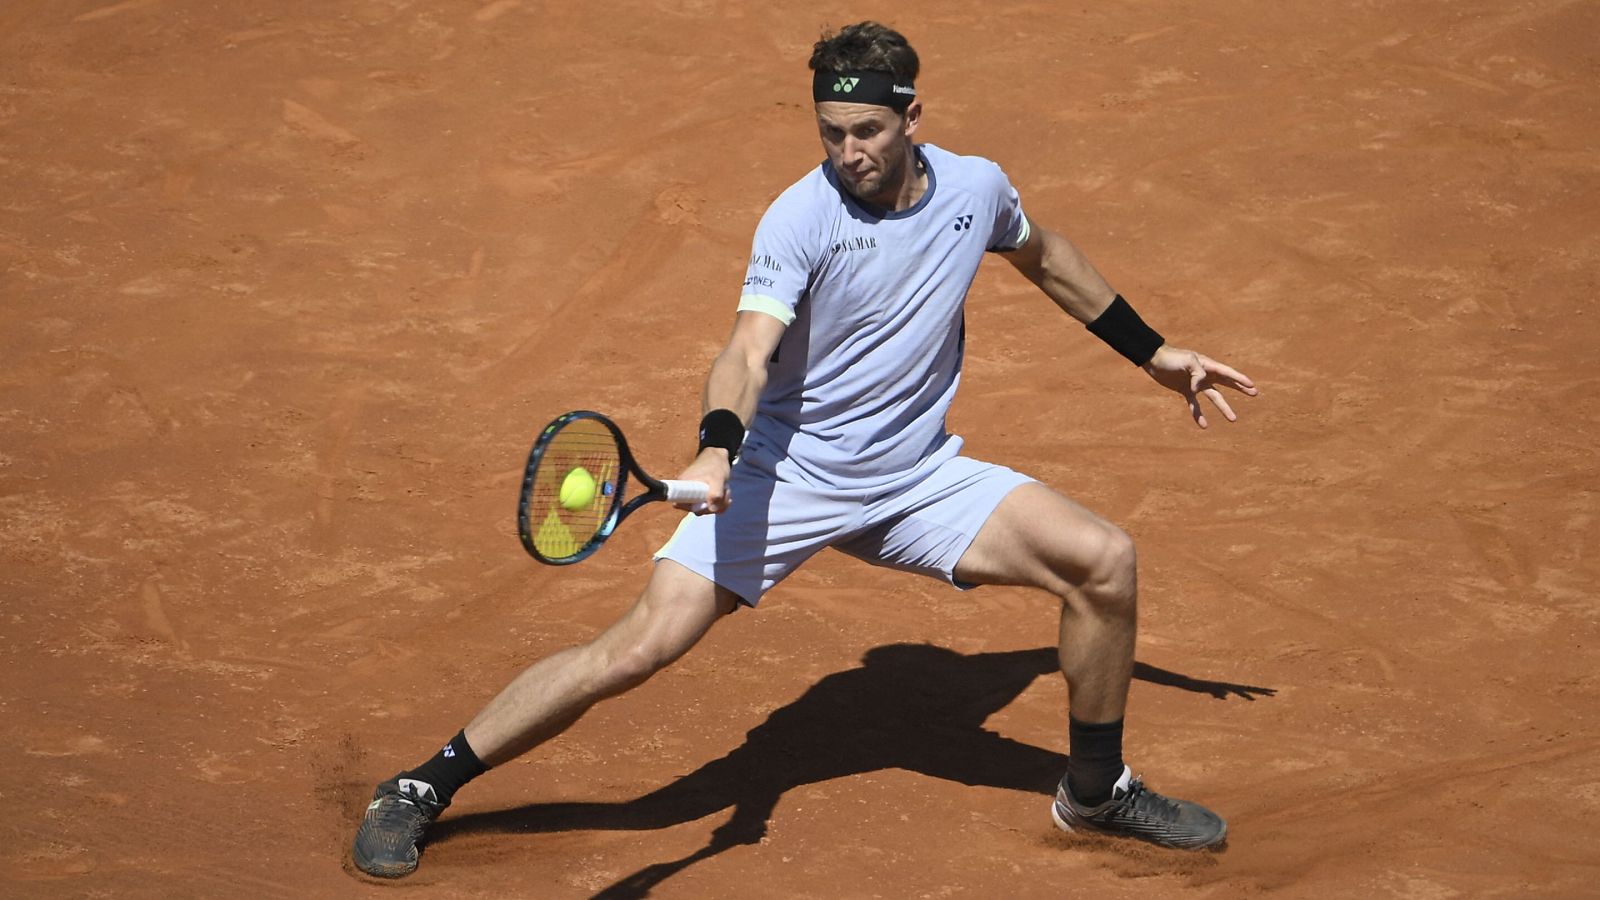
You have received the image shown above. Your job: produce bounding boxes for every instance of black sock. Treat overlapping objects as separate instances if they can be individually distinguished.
[399,730,487,806]
[1067,716,1125,806]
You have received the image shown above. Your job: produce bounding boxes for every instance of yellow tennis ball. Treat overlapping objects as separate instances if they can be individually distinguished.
[559,466,597,511]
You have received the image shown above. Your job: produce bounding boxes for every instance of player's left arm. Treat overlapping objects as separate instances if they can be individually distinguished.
[999,216,1259,428]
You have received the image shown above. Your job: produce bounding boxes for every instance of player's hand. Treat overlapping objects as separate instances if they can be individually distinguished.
[1141,344,1258,428]
[675,448,733,514]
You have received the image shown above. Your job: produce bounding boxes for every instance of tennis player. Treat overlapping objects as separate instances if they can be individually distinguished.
[354,20,1257,877]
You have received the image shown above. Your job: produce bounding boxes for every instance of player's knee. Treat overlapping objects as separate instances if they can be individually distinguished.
[1084,524,1137,609]
[600,643,667,694]
[601,615,702,694]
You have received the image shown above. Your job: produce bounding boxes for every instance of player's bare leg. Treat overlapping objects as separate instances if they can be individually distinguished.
[955,483,1226,849]
[351,561,738,877]
[955,483,1137,721]
[465,561,739,764]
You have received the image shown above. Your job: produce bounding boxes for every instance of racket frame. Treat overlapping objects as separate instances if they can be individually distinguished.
[517,410,678,565]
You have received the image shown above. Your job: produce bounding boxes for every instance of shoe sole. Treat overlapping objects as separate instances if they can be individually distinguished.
[351,850,418,879]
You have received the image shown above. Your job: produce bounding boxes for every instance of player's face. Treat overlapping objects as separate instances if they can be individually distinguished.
[815,101,921,207]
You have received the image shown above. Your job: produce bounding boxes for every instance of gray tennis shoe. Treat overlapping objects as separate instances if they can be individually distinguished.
[351,776,447,877]
[1051,765,1227,850]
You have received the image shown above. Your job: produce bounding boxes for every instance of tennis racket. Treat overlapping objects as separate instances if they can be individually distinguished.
[517,410,710,565]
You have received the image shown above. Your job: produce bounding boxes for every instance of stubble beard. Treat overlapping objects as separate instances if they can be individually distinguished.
[844,149,905,207]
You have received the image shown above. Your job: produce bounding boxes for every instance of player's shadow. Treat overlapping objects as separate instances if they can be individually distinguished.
[432,644,1273,898]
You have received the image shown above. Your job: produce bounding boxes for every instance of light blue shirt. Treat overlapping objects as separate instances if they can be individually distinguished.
[737,143,1031,492]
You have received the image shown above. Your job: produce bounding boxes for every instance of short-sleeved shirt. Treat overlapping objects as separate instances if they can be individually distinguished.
[735,143,1030,492]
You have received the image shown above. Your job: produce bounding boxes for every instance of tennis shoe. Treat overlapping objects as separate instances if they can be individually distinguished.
[1051,765,1226,850]
[351,776,447,877]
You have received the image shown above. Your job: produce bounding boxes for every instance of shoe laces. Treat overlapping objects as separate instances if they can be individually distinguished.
[1119,775,1182,821]
[374,787,433,840]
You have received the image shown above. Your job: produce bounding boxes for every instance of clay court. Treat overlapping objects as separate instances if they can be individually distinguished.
[3,0,1597,896]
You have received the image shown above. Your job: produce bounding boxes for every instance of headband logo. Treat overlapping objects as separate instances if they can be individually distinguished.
[813,71,912,109]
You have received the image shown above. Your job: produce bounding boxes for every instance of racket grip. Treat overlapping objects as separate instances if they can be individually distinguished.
[660,480,711,505]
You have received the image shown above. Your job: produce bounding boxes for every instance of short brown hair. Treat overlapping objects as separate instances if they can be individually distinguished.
[808,21,919,83]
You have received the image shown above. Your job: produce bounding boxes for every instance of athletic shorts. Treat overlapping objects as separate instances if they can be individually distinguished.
[654,447,1034,606]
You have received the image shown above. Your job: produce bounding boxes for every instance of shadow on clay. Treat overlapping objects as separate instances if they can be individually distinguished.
[432,644,1274,898]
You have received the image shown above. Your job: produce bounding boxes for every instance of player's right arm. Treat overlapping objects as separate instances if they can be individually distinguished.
[675,174,820,510]
[703,310,785,425]
[673,310,787,513]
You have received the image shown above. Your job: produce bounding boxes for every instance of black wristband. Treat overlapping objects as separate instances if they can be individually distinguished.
[1087,294,1165,366]
[697,409,745,462]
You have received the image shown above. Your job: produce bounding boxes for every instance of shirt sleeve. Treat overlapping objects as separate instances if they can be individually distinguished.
[736,191,818,326]
[985,162,1031,252]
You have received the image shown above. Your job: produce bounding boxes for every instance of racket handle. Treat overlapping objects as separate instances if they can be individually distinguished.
[660,480,711,505]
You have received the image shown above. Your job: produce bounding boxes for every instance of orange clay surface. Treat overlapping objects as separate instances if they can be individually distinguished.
[3,1,1598,897]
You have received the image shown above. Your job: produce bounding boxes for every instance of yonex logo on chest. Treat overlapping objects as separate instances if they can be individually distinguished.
[953,214,974,232]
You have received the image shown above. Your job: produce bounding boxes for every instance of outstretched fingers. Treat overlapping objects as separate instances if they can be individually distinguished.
[1201,356,1259,396]
[1186,354,1258,428]
[1184,357,1214,428]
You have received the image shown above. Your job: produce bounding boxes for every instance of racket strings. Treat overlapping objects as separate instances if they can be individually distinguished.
[527,422,622,560]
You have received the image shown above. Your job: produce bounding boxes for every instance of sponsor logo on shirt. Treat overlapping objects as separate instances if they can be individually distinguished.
[743,274,776,289]
[831,235,878,254]
[749,253,783,273]
[953,214,974,232]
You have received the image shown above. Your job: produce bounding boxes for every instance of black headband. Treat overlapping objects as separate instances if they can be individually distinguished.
[811,69,916,111]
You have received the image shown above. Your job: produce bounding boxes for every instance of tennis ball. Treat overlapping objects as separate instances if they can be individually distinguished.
[559,466,597,511]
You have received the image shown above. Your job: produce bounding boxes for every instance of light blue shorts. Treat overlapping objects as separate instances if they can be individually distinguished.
[654,450,1034,606]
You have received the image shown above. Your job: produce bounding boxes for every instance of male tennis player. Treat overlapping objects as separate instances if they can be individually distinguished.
[354,21,1257,877]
